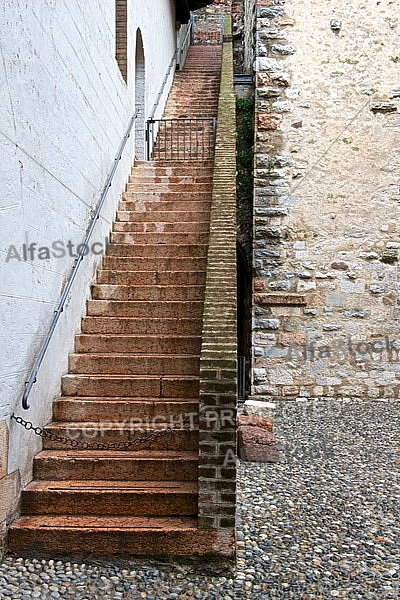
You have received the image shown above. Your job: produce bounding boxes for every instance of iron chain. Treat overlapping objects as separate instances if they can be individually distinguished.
[11,413,192,451]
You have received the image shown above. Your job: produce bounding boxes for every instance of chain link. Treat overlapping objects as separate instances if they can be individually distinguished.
[11,413,193,451]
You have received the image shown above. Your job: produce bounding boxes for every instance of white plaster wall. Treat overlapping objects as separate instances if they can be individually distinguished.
[0,0,177,487]
[132,0,177,121]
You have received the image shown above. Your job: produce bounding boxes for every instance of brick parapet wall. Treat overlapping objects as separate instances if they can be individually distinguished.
[198,15,237,549]
[115,0,128,82]
[252,0,400,401]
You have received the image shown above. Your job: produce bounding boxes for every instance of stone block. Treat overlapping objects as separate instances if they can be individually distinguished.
[270,71,290,86]
[269,368,294,385]
[256,113,282,131]
[238,414,273,432]
[0,521,6,561]
[257,7,285,19]
[271,44,296,55]
[282,385,299,396]
[254,57,281,73]
[369,284,386,294]
[237,415,279,463]
[297,281,316,292]
[272,100,293,113]
[270,306,302,316]
[340,281,364,293]
[257,87,282,98]
[258,28,288,41]
[255,72,271,87]
[370,101,397,113]
[0,421,9,479]
[0,471,20,523]
[243,398,277,418]
[254,318,280,330]
[253,367,268,383]
[315,377,342,387]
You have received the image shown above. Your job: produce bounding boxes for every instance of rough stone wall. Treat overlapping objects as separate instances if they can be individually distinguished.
[252,0,400,401]
[198,15,237,550]
[243,0,256,73]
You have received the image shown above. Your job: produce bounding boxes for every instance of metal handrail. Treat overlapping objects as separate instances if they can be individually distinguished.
[21,109,139,410]
[177,19,193,69]
[149,51,177,121]
[180,20,192,52]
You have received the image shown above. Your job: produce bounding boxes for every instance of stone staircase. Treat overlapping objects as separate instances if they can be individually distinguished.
[150,46,222,161]
[8,45,224,557]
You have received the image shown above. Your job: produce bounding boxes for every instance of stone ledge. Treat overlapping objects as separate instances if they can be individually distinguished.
[254,293,307,306]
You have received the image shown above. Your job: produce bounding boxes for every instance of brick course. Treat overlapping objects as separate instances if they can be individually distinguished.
[115,0,128,82]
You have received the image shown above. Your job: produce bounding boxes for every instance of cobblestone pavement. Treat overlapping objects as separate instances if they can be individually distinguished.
[0,400,399,599]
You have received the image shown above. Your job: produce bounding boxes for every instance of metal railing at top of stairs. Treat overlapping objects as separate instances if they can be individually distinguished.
[20,109,139,410]
[146,117,217,161]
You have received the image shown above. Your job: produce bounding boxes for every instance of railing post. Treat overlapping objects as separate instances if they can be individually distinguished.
[145,119,154,161]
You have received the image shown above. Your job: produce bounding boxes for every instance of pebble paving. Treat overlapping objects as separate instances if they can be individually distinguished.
[0,400,399,599]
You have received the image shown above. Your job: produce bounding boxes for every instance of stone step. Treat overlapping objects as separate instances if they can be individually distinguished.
[166,94,219,100]
[102,256,207,271]
[150,153,215,161]
[86,299,204,317]
[119,199,210,211]
[162,65,219,70]
[118,200,210,213]
[161,104,219,110]
[163,88,219,93]
[33,450,199,482]
[106,244,207,258]
[8,42,227,561]
[116,210,210,223]
[96,270,205,286]
[82,317,203,335]
[133,160,213,171]
[122,190,211,200]
[41,422,198,451]
[21,480,198,517]
[156,113,218,119]
[109,233,209,246]
[128,174,212,184]
[91,284,205,302]
[125,182,212,192]
[8,516,225,558]
[53,397,199,422]
[75,333,201,354]
[112,221,210,233]
[68,354,200,376]
[61,374,199,398]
